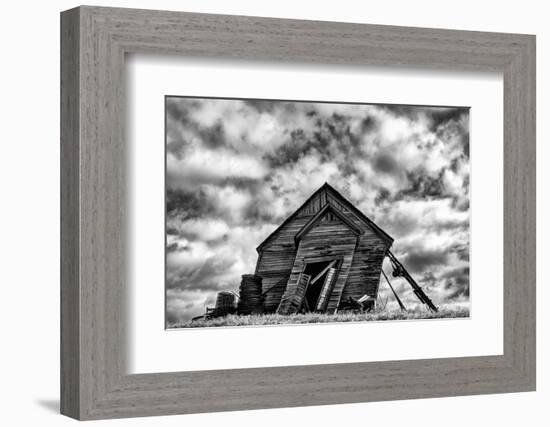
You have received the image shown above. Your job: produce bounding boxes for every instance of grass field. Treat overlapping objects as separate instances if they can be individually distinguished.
[168,307,469,329]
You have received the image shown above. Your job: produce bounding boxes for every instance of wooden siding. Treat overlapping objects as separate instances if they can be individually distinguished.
[299,187,355,219]
[255,211,310,310]
[254,216,305,310]
[255,185,392,312]
[296,187,391,310]
[297,187,383,236]
[277,273,311,314]
[261,274,289,313]
[278,216,358,314]
[297,188,327,217]
[257,183,392,251]
[341,227,389,303]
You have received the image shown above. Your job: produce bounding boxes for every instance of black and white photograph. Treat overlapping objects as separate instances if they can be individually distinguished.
[165,96,470,328]
[1,1,540,424]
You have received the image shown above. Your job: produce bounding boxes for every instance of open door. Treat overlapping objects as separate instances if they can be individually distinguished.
[301,260,339,312]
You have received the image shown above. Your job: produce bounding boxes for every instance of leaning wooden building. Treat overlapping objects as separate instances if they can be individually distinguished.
[254,183,394,315]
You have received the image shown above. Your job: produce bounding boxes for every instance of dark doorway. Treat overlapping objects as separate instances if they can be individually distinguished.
[302,260,338,312]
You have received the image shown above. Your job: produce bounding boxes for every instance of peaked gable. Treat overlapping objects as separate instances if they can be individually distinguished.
[256,183,393,252]
[294,202,362,245]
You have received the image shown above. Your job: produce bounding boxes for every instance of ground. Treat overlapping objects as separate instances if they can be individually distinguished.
[168,307,469,329]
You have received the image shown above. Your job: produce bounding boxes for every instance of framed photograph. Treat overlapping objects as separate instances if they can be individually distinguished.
[165,96,467,329]
[61,6,536,420]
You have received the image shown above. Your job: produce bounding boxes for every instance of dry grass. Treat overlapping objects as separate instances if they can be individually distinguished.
[168,307,469,329]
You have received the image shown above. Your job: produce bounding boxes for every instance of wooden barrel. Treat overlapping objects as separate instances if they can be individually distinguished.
[237,274,264,315]
[214,291,237,316]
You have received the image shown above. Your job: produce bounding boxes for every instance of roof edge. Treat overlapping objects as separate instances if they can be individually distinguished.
[323,183,394,244]
[256,184,330,253]
[256,182,393,253]
[294,202,362,245]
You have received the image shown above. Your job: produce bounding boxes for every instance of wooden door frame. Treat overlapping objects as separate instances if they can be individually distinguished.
[300,257,342,311]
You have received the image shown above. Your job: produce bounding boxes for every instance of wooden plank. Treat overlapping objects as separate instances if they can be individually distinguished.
[277,273,311,315]
[381,269,407,311]
[341,231,389,302]
[292,273,311,313]
[316,268,337,311]
[387,250,437,312]
[310,260,337,285]
[326,252,355,313]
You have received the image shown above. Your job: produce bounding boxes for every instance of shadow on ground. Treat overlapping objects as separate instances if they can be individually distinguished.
[35,399,59,414]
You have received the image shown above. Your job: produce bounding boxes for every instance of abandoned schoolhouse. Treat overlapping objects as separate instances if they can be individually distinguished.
[254,182,393,315]
[199,182,437,321]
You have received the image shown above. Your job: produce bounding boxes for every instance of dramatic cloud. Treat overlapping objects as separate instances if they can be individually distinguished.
[166,97,470,321]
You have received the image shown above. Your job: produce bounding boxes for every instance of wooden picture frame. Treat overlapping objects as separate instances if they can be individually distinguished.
[60,6,536,420]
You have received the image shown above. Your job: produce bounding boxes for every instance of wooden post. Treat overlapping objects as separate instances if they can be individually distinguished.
[381,269,407,311]
[386,250,438,312]
[315,267,337,312]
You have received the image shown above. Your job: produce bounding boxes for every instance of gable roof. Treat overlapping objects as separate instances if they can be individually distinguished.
[256,182,393,253]
[294,202,362,245]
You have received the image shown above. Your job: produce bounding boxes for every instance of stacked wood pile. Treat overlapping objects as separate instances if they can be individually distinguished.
[213,291,237,316]
[237,274,264,315]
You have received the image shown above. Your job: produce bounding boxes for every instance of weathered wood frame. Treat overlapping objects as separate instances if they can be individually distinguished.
[61,6,536,420]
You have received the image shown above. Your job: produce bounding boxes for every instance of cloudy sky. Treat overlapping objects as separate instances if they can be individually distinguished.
[166,97,470,324]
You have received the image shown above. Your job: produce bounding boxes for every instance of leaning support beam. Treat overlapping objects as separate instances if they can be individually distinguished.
[310,260,337,285]
[381,269,407,311]
[386,250,438,312]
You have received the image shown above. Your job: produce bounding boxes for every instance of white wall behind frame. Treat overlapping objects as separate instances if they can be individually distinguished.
[1,1,546,427]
